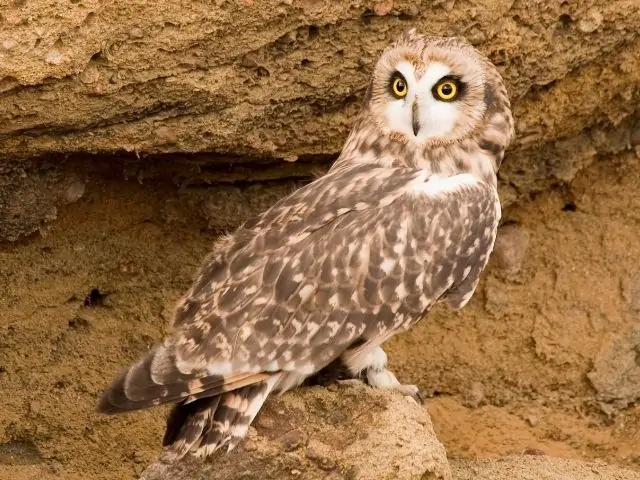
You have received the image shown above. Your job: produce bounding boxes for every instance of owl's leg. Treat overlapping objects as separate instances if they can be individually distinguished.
[340,345,425,404]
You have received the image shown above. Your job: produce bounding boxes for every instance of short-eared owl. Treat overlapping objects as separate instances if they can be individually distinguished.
[98,29,515,459]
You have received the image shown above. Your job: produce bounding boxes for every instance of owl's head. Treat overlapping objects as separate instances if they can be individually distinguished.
[361,30,513,151]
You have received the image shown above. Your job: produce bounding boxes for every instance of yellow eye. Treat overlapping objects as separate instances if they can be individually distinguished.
[434,79,459,101]
[391,74,408,98]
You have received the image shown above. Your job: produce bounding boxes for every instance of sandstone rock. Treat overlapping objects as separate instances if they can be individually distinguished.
[493,223,531,276]
[0,162,86,241]
[587,324,640,412]
[138,383,452,480]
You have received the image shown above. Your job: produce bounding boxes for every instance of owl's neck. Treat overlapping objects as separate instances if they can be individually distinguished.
[334,119,502,189]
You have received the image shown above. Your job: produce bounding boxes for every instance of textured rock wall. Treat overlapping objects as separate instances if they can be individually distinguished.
[1,0,639,241]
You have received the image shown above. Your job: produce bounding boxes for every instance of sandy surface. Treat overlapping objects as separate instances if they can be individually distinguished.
[452,456,640,480]
[1,150,639,479]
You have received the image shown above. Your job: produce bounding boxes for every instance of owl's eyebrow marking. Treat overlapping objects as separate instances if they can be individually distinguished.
[400,52,421,67]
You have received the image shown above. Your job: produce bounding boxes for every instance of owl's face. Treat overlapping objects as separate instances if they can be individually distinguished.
[365,34,493,147]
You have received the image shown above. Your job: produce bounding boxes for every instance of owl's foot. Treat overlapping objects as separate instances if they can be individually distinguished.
[365,367,425,404]
[339,344,425,404]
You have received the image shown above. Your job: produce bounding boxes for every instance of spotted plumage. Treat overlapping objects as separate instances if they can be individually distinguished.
[98,29,515,459]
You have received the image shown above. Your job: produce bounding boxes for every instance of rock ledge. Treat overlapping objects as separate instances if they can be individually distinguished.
[139,383,452,480]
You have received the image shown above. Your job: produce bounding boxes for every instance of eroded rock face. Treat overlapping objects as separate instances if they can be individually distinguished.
[587,324,640,413]
[1,1,640,241]
[139,383,452,480]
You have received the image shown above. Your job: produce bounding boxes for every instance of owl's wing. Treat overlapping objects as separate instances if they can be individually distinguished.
[98,165,500,412]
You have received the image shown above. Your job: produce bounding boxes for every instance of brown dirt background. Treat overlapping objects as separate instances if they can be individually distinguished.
[1,150,639,479]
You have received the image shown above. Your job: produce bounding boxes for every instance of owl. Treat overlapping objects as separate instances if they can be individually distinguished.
[98,29,515,460]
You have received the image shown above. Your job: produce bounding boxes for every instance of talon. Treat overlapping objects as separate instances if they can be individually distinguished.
[398,384,425,404]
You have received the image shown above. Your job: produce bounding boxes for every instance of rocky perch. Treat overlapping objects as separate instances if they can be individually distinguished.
[139,383,452,480]
[138,383,640,480]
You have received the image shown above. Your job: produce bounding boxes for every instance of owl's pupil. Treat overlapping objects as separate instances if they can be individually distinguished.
[441,84,452,95]
[396,81,405,91]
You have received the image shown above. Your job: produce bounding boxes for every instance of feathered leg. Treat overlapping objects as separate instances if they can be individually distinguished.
[340,344,425,403]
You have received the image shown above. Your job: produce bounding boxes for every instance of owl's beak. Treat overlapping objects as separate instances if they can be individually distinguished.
[411,100,420,136]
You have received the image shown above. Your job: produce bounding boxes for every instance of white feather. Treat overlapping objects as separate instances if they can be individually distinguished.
[416,63,459,141]
[412,173,478,197]
[384,61,416,138]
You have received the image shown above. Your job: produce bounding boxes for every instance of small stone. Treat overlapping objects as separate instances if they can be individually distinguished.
[434,0,456,12]
[403,5,419,16]
[317,456,336,471]
[299,0,324,11]
[620,274,640,314]
[129,27,144,39]
[39,92,57,101]
[523,447,546,456]
[155,126,178,144]
[626,453,640,464]
[2,39,17,51]
[5,15,21,26]
[243,439,257,452]
[577,8,603,33]
[465,27,486,45]
[462,382,485,408]
[63,180,86,204]
[587,324,640,411]
[277,31,297,45]
[483,276,509,315]
[516,119,528,134]
[279,429,307,452]
[373,0,394,16]
[256,415,275,429]
[44,49,64,65]
[493,224,530,275]
[526,415,539,427]
[240,53,260,68]
[324,473,344,480]
[306,447,320,460]
[79,66,100,85]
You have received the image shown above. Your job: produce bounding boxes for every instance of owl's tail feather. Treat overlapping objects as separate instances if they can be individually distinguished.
[162,374,280,459]
[97,343,281,458]
[97,342,268,414]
